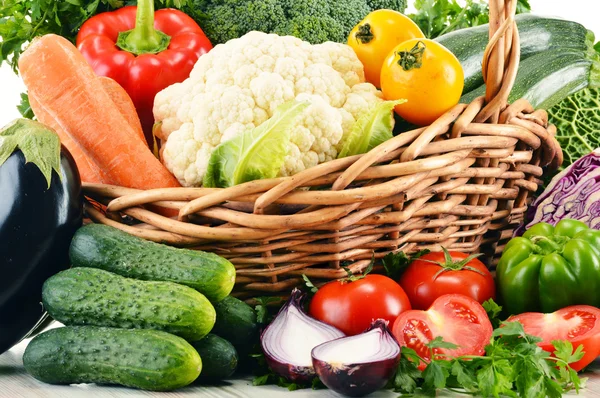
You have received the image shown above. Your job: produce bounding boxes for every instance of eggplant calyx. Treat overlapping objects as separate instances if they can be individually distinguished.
[426,247,486,280]
[0,118,62,188]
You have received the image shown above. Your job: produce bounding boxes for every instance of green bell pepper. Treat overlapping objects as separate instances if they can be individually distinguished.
[496,219,600,315]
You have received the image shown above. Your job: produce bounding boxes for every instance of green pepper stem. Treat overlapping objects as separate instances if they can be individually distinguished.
[116,0,171,55]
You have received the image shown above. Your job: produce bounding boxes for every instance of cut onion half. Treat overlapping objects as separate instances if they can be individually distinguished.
[311,319,400,397]
[260,288,345,382]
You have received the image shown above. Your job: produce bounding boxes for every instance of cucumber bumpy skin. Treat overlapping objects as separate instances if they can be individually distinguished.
[69,224,236,303]
[42,267,216,341]
[23,326,202,391]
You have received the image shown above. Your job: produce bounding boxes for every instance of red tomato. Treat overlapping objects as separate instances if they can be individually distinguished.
[399,251,495,310]
[509,306,600,371]
[392,294,493,369]
[309,274,411,336]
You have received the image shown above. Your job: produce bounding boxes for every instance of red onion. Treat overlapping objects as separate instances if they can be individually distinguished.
[260,288,345,382]
[311,319,400,397]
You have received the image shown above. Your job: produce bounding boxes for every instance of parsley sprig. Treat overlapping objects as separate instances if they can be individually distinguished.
[390,321,585,397]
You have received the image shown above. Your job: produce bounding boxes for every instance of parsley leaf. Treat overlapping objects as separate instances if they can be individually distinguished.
[426,336,459,350]
[482,298,503,328]
[409,0,531,39]
[388,324,583,397]
[301,274,318,294]
[253,296,282,325]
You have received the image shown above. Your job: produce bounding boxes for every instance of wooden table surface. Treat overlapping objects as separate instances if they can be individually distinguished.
[3,330,600,398]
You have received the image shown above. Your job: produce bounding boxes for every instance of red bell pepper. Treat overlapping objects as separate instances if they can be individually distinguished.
[76,0,212,146]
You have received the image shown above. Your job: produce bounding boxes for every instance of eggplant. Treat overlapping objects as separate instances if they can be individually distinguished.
[0,119,82,354]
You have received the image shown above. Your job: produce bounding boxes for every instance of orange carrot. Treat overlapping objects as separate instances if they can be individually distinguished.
[28,93,110,184]
[19,34,180,190]
[98,76,146,144]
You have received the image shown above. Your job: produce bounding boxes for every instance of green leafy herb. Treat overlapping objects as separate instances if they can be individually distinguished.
[0,118,62,187]
[203,100,309,188]
[382,249,430,280]
[409,0,531,39]
[253,296,282,325]
[390,321,583,397]
[482,298,503,329]
[302,274,318,294]
[426,336,459,350]
[337,99,406,158]
[17,93,34,119]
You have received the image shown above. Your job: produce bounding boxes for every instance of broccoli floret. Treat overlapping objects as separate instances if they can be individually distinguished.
[366,0,408,12]
[195,0,407,45]
[275,16,345,44]
[197,0,286,45]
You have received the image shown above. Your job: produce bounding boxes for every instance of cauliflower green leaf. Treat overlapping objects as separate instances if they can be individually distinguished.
[204,100,309,188]
[338,99,406,158]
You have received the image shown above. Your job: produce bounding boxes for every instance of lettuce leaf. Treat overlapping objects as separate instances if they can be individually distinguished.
[203,100,309,188]
[337,99,406,159]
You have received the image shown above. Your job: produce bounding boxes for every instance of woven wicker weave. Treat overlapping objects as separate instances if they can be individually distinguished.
[83,0,562,298]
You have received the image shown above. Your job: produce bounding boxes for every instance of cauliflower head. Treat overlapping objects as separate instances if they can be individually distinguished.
[154,31,383,187]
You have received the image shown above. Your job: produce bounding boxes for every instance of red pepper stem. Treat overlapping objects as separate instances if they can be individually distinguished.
[116,0,171,55]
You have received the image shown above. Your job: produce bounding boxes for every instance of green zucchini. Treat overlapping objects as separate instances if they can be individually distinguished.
[23,326,201,391]
[460,48,600,110]
[191,334,238,382]
[42,267,216,341]
[212,296,258,349]
[436,14,594,95]
[69,224,236,302]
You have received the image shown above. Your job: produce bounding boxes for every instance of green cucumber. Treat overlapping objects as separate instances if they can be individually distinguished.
[191,334,238,382]
[23,326,201,391]
[436,14,594,95]
[460,49,600,110]
[42,267,216,341]
[212,296,258,349]
[69,224,236,303]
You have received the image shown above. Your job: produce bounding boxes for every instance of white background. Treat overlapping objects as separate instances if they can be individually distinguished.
[0,0,597,126]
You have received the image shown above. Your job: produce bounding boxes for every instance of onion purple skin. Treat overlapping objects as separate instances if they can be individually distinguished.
[262,359,316,384]
[312,356,400,397]
[311,319,400,397]
[260,288,345,383]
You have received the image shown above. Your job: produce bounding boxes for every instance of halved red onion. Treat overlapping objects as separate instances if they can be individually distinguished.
[260,288,345,382]
[311,319,400,397]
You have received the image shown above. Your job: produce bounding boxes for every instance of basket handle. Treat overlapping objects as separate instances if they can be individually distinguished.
[400,0,520,163]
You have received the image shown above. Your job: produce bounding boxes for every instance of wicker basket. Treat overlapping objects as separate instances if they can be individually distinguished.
[83,0,562,298]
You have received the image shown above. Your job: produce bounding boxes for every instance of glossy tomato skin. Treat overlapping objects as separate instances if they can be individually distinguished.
[509,305,600,372]
[0,148,82,354]
[399,251,495,310]
[309,274,411,336]
[348,9,424,88]
[392,294,493,370]
[380,38,464,126]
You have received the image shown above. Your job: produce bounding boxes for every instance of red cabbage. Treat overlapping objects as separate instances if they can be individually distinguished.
[524,150,600,229]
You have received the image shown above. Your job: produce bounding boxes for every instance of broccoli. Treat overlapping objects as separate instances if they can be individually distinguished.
[194,0,407,45]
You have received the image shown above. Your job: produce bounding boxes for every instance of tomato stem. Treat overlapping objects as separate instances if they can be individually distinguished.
[116,0,171,55]
[355,23,374,44]
[424,247,486,280]
[396,41,426,71]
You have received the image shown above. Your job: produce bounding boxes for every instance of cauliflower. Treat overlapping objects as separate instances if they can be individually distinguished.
[154,31,383,187]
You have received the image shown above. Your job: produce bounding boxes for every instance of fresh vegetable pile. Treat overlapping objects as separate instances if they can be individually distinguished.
[3,0,600,396]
